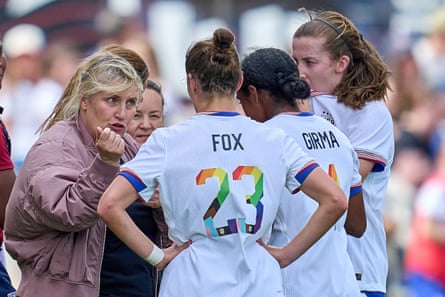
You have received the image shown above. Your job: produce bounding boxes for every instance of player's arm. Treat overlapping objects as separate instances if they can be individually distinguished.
[344,190,366,237]
[359,159,374,180]
[259,166,347,268]
[98,175,190,269]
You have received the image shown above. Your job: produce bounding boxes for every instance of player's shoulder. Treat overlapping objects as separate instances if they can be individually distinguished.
[361,100,391,114]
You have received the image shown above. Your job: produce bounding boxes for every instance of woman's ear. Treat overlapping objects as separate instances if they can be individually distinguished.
[247,85,259,103]
[80,98,87,111]
[336,55,350,73]
[187,73,198,95]
[236,75,244,92]
[296,99,312,112]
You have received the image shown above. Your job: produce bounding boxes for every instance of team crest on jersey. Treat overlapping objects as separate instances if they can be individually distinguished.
[321,110,335,126]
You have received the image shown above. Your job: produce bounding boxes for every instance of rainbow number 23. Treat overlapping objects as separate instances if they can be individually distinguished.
[196,166,264,237]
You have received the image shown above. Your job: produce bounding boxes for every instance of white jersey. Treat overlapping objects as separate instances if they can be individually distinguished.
[267,112,362,297]
[311,95,395,292]
[120,112,317,297]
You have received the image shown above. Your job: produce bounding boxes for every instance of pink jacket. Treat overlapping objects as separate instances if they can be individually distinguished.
[4,118,139,297]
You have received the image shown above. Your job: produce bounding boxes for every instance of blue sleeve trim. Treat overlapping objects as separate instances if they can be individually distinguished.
[372,161,385,172]
[359,156,386,172]
[350,184,362,196]
[295,162,319,184]
[119,170,147,192]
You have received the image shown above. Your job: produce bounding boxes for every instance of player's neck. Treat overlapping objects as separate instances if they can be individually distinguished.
[195,96,238,113]
[274,105,299,116]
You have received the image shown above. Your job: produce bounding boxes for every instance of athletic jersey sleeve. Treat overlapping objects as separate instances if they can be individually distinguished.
[350,150,363,196]
[345,102,394,172]
[282,134,318,193]
[120,131,166,201]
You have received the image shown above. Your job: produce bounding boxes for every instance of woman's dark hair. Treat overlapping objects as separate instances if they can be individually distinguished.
[185,28,241,96]
[240,47,310,107]
[146,79,165,107]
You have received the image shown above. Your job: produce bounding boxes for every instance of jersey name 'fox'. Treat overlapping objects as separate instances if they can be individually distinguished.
[211,133,244,151]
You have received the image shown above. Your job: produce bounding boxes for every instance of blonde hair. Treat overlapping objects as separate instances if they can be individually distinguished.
[40,45,145,132]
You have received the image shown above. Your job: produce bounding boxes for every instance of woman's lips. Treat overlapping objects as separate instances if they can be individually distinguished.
[110,123,125,134]
[135,134,150,142]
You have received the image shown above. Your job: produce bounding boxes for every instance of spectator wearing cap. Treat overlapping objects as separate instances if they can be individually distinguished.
[0,23,55,172]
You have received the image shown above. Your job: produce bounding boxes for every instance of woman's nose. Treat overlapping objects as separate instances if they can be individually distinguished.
[115,104,128,119]
[141,116,153,129]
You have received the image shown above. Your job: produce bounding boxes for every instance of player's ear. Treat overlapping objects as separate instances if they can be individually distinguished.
[296,99,311,112]
[336,55,350,73]
[187,73,199,95]
[247,85,259,103]
[236,75,244,92]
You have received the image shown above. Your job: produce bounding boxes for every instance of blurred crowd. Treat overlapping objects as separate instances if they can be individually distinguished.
[1,2,445,297]
[383,5,445,297]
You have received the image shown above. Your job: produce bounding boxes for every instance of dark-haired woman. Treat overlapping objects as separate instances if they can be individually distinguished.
[238,47,365,297]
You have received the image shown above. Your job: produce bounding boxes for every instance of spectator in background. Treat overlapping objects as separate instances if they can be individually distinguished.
[383,145,431,297]
[412,5,445,91]
[404,139,445,297]
[0,34,17,297]
[31,40,81,116]
[384,40,445,297]
[122,33,162,84]
[41,41,80,88]
[385,49,428,123]
[0,24,47,172]
[121,32,189,126]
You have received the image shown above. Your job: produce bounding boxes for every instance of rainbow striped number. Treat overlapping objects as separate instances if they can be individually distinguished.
[328,163,340,185]
[328,163,341,231]
[196,166,264,237]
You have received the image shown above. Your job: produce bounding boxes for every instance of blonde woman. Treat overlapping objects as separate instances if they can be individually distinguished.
[4,45,151,297]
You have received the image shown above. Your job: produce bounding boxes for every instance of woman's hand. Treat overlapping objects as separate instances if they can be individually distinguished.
[155,240,192,270]
[145,188,161,208]
[257,239,290,268]
[95,127,125,166]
